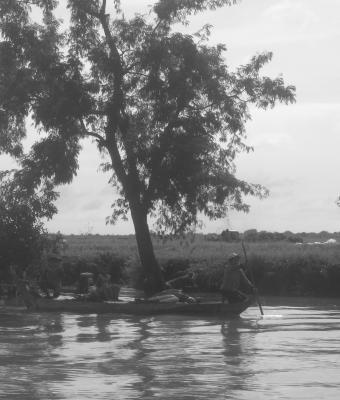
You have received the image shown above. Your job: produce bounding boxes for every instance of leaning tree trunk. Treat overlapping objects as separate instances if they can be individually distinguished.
[106,135,165,295]
[128,195,165,295]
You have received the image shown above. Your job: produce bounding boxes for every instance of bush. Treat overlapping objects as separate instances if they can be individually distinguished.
[0,171,57,282]
[93,252,127,283]
[244,254,340,297]
[61,252,127,286]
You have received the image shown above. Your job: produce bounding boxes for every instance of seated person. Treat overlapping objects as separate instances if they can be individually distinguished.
[220,253,254,304]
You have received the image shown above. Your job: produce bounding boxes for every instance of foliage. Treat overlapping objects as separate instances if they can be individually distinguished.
[61,251,126,286]
[0,170,57,280]
[94,251,126,282]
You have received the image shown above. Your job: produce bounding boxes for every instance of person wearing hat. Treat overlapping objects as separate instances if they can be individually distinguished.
[220,253,255,304]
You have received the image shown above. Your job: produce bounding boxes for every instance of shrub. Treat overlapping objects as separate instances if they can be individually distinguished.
[61,252,127,286]
[0,171,57,282]
[93,252,127,283]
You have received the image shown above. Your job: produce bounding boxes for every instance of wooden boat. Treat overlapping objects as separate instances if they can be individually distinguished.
[0,296,254,317]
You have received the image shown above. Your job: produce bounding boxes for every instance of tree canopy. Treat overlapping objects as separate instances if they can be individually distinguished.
[0,0,295,291]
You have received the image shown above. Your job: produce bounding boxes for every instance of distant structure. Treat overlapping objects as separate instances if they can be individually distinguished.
[243,229,304,243]
[205,228,311,243]
[221,229,240,242]
[296,238,337,246]
[243,229,258,241]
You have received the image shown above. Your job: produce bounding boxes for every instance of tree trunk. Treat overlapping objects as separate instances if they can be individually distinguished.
[129,198,165,295]
[106,141,165,295]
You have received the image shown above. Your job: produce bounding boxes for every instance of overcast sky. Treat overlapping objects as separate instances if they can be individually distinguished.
[1,0,340,234]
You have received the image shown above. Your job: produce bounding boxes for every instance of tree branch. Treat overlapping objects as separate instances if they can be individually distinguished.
[80,1,143,204]
[105,122,133,197]
[97,7,144,200]
[79,119,105,144]
[99,12,122,73]
[152,20,162,35]
[188,101,217,112]
[89,108,107,116]
[100,0,107,16]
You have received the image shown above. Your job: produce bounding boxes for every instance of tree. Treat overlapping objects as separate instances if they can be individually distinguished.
[0,0,295,293]
[0,170,57,280]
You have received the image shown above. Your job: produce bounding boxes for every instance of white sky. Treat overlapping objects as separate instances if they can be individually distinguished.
[1,0,340,234]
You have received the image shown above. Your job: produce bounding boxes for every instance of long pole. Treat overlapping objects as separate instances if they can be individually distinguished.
[241,240,264,316]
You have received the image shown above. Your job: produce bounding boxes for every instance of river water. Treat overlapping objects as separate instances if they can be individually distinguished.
[1,296,340,400]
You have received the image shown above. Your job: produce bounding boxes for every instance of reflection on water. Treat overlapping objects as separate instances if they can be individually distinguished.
[1,297,340,399]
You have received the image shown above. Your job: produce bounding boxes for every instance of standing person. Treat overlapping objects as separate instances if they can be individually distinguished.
[220,253,255,304]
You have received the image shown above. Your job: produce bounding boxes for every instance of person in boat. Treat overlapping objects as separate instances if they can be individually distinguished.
[220,253,255,304]
[16,279,40,309]
[165,270,197,291]
[39,254,63,298]
[145,288,197,304]
[96,273,120,301]
[78,272,95,294]
[86,272,120,302]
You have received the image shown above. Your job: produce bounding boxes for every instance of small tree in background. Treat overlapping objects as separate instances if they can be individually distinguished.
[0,170,57,281]
[0,0,295,292]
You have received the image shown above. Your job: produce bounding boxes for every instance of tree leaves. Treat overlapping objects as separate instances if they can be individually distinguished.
[22,135,81,186]
[154,0,238,23]
[0,169,57,271]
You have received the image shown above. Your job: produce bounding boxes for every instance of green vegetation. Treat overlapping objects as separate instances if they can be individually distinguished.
[59,233,340,297]
[0,170,57,282]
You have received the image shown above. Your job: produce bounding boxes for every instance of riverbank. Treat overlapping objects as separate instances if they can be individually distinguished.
[58,234,340,297]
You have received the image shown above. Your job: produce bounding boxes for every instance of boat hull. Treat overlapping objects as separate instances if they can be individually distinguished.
[1,297,253,317]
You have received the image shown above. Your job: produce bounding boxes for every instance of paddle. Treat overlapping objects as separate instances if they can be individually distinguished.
[241,240,264,316]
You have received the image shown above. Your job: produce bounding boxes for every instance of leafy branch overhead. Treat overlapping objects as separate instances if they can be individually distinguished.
[0,0,295,237]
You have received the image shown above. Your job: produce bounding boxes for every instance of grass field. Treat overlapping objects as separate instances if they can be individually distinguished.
[59,233,340,296]
[62,233,340,265]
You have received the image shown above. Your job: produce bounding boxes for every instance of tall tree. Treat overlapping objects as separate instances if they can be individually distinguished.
[0,0,295,292]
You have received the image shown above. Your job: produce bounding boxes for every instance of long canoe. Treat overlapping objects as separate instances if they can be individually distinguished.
[0,296,254,317]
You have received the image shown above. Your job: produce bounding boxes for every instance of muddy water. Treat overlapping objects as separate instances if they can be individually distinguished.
[1,297,340,400]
